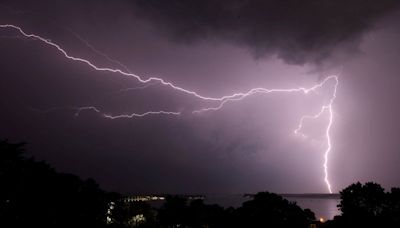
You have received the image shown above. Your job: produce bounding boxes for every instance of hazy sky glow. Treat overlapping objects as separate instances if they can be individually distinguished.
[1,0,400,194]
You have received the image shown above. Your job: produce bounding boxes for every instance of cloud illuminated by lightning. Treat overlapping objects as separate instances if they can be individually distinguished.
[0,24,338,193]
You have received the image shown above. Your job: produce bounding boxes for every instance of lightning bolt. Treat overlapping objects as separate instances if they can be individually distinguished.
[73,106,181,119]
[0,24,245,102]
[0,24,338,193]
[294,77,338,194]
[191,76,338,194]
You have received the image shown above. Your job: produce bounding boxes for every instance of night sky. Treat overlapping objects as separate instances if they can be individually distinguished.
[1,0,400,194]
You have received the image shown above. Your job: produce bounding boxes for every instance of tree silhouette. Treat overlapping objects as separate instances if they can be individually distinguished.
[186,199,226,228]
[385,187,400,224]
[157,195,188,227]
[234,192,315,228]
[338,182,386,218]
[0,139,115,228]
[326,182,400,227]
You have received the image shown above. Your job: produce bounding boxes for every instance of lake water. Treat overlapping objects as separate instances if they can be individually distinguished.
[203,194,341,220]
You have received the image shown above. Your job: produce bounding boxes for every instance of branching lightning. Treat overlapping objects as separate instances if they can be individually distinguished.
[0,24,338,193]
[293,77,338,194]
[69,30,133,74]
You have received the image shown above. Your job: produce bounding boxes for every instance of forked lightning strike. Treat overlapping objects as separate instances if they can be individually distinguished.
[294,76,338,194]
[0,24,337,193]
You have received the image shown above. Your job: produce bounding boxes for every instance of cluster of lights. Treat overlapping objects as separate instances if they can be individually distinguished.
[124,195,166,202]
[106,201,115,224]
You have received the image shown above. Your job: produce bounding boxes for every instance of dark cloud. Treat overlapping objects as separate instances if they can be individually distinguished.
[132,0,400,65]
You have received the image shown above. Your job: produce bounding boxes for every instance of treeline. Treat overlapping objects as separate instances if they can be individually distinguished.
[1,140,400,227]
[322,182,400,227]
[0,140,119,228]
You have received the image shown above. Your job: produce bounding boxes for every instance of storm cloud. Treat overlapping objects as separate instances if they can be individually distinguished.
[132,0,400,64]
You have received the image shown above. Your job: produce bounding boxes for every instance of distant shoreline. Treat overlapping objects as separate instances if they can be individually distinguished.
[124,193,341,201]
[243,193,340,199]
[280,193,340,199]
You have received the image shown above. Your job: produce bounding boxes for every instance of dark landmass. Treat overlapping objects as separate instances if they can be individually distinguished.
[1,139,400,228]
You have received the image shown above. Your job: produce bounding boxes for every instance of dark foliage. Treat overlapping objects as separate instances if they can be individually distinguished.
[110,200,157,228]
[158,196,228,227]
[234,192,315,228]
[0,139,317,228]
[322,182,400,227]
[5,139,400,228]
[0,139,118,228]
[157,192,314,228]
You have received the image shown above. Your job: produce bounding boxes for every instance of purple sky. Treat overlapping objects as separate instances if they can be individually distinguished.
[1,0,400,194]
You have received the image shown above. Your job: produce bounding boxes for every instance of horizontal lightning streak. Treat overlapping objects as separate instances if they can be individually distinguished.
[0,24,257,102]
[73,106,180,118]
[0,24,338,193]
[192,76,335,114]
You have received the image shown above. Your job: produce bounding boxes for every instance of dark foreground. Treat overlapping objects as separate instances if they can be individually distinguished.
[1,140,400,227]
